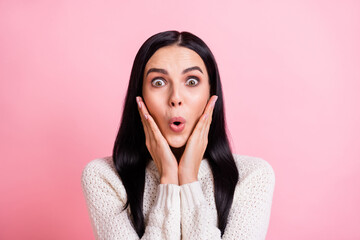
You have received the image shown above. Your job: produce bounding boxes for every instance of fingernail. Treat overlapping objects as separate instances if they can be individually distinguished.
[204,113,208,119]
[144,113,148,120]
[211,96,218,107]
[136,97,141,108]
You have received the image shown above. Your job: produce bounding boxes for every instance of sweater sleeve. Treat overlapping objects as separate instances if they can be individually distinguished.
[179,160,275,240]
[81,160,181,240]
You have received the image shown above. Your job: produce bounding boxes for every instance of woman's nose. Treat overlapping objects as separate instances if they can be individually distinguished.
[170,99,182,107]
[169,86,182,107]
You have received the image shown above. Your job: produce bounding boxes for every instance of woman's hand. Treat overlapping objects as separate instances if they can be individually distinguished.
[136,96,179,185]
[178,95,218,185]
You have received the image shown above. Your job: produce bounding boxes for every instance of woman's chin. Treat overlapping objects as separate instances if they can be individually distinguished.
[166,135,187,148]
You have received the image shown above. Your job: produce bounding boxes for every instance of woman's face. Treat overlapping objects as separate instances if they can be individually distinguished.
[142,45,211,148]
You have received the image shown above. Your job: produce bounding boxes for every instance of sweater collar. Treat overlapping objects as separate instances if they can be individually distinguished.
[147,158,211,180]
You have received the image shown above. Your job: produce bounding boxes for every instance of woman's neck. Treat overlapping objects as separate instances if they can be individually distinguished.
[170,145,186,164]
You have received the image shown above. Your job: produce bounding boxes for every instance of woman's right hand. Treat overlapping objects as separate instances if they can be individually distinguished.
[136,96,179,185]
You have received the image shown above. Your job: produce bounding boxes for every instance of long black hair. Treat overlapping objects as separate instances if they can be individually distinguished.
[112,30,239,237]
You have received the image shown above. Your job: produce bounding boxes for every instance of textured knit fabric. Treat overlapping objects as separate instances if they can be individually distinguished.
[81,154,275,240]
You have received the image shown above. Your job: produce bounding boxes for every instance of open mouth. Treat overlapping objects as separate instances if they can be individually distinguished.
[169,117,186,133]
[173,121,181,126]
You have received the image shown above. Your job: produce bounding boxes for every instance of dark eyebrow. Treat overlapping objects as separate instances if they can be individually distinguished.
[146,68,168,76]
[182,66,203,75]
[145,66,203,77]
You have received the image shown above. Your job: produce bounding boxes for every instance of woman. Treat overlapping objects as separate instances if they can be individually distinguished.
[81,30,275,240]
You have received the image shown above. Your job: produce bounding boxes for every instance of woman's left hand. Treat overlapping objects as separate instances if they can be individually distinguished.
[178,95,218,185]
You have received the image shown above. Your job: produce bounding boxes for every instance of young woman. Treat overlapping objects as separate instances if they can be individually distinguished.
[81,30,275,240]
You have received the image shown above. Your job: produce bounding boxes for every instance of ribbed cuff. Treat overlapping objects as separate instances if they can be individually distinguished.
[154,184,181,210]
[180,181,205,209]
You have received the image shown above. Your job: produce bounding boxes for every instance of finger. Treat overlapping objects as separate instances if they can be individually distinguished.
[137,96,151,140]
[136,96,150,122]
[137,96,162,161]
[193,95,218,136]
[203,95,218,134]
[205,95,218,119]
[137,96,164,141]
[196,95,217,142]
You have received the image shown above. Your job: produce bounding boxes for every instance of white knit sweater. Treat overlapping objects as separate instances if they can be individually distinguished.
[81,154,275,240]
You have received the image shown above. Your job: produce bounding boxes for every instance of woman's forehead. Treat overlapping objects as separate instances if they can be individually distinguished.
[145,45,206,72]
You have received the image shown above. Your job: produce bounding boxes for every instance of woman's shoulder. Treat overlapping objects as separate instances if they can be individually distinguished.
[81,156,127,200]
[81,156,116,179]
[231,153,275,184]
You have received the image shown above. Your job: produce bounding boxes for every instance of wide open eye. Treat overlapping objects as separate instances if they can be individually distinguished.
[185,76,199,86]
[151,78,166,87]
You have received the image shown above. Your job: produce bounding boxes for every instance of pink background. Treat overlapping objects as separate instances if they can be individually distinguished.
[1,0,359,239]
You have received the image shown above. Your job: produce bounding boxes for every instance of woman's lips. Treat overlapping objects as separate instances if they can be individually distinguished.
[169,117,186,133]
